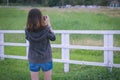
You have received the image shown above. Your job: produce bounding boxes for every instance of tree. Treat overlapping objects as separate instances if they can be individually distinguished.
[1,0,9,6]
[7,0,9,6]
[0,0,112,6]
[48,0,60,7]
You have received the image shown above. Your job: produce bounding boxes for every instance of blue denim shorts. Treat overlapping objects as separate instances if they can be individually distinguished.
[29,61,53,72]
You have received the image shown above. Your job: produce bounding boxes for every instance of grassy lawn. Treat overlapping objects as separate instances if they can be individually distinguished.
[0,7,120,80]
[0,59,120,80]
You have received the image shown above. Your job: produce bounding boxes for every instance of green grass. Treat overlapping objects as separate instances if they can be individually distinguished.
[0,7,120,80]
[52,12,120,30]
[0,8,27,30]
[0,7,120,30]
[0,59,120,80]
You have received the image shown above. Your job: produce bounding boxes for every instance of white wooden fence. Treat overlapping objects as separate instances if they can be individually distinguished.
[0,30,120,72]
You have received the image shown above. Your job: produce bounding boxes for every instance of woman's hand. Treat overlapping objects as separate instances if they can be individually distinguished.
[46,15,53,32]
[41,15,51,27]
[45,15,51,27]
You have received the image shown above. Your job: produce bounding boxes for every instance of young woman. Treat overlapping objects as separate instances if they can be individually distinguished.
[25,8,56,80]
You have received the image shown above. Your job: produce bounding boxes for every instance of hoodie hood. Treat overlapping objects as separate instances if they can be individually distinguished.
[25,27,50,42]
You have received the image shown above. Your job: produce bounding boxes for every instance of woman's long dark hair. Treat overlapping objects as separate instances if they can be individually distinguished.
[26,8,45,32]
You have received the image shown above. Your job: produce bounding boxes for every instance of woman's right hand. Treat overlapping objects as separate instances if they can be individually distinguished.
[46,15,53,32]
[45,15,51,27]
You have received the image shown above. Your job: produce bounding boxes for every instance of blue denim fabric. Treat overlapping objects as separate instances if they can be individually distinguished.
[29,61,52,72]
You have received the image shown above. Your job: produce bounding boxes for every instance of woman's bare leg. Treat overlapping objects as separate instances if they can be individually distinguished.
[44,70,52,80]
[30,71,39,80]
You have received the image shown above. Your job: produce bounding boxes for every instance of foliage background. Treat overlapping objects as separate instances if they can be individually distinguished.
[1,0,120,6]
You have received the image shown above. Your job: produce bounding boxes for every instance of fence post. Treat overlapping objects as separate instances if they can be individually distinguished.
[104,34,113,72]
[26,40,29,58]
[61,33,70,72]
[0,33,4,60]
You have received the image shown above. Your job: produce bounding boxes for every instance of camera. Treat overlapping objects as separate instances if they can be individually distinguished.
[43,16,47,21]
[42,16,48,26]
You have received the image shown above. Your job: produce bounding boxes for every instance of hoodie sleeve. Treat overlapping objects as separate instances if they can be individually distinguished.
[47,27,56,41]
[25,29,29,40]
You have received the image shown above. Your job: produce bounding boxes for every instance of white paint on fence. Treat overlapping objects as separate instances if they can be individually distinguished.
[0,33,4,60]
[26,40,29,57]
[104,34,113,72]
[62,33,70,72]
[0,30,120,72]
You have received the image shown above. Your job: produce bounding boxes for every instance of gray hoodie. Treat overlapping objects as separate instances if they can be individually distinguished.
[25,26,56,63]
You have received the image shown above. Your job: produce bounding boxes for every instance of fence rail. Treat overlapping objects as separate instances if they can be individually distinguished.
[0,30,120,72]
